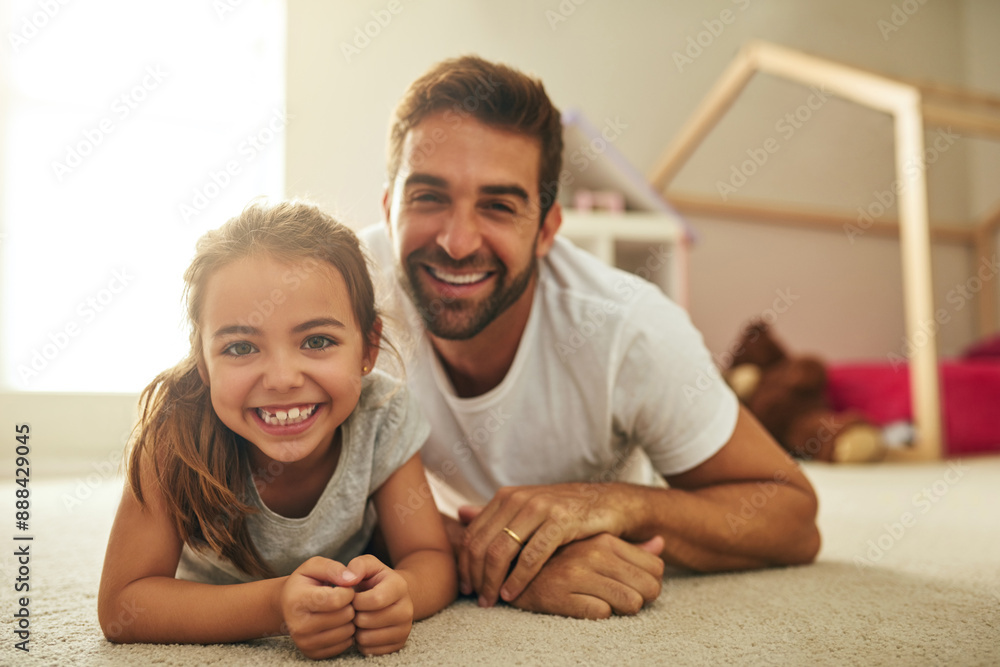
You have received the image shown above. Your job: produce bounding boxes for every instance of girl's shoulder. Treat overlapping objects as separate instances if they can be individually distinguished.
[352,370,425,437]
[353,369,416,429]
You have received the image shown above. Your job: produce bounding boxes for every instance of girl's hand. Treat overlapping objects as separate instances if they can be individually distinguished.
[281,557,360,660]
[345,554,414,656]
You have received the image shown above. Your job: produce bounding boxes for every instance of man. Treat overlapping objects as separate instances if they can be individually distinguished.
[360,55,820,620]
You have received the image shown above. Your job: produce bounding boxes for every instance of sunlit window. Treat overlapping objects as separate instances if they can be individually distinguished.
[1,0,286,392]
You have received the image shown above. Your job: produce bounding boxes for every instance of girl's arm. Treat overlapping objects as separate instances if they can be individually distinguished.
[372,452,458,620]
[98,461,355,651]
[342,453,456,656]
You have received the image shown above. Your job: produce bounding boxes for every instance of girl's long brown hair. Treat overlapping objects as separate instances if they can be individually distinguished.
[127,200,381,578]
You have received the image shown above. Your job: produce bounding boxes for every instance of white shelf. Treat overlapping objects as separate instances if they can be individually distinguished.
[559,210,689,308]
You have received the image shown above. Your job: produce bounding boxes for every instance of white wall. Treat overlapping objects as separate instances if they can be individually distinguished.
[286,0,998,364]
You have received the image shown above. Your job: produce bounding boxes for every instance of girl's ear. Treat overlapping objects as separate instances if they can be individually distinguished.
[363,317,383,374]
[197,358,209,386]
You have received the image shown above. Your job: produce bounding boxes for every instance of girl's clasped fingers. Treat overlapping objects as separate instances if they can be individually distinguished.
[355,622,412,656]
[291,618,357,660]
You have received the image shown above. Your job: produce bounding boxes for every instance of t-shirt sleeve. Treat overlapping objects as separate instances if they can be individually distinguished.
[612,290,739,477]
[368,376,431,492]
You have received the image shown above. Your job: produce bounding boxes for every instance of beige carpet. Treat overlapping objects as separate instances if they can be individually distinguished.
[2,456,999,666]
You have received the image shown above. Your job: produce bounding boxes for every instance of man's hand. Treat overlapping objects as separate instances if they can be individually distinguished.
[509,533,665,619]
[345,555,414,656]
[458,483,631,606]
[281,557,358,660]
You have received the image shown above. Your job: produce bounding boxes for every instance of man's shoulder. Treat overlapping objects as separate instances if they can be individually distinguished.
[540,237,679,321]
[358,223,391,263]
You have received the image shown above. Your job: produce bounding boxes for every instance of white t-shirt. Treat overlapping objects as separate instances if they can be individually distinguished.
[360,225,738,515]
[175,371,428,584]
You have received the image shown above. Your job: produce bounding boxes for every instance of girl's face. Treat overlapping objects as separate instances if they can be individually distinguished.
[198,254,377,470]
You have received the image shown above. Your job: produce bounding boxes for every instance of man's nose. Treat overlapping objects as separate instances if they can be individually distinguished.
[436,204,482,259]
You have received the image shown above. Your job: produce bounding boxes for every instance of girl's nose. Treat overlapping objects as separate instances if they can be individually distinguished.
[260,349,304,392]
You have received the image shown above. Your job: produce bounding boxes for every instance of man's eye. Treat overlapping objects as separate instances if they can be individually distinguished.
[303,336,334,350]
[223,342,255,356]
[485,201,515,214]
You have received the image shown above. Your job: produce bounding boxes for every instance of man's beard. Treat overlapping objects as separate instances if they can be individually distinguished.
[399,245,537,341]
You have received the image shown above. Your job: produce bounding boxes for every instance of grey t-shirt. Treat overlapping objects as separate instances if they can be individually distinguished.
[175,371,429,584]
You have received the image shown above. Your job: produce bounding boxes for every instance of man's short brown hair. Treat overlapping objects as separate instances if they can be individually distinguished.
[386,55,563,223]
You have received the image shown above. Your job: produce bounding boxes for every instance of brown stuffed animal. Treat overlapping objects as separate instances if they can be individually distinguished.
[725,321,885,463]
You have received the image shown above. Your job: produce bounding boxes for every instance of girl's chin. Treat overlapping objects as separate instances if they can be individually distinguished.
[249,438,325,467]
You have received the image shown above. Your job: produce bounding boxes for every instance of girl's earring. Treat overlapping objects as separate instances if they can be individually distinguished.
[362,365,369,374]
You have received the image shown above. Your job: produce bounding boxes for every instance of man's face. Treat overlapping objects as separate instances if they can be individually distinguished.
[383,111,559,340]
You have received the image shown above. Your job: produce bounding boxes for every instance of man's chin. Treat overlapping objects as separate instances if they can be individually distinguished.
[421,309,491,341]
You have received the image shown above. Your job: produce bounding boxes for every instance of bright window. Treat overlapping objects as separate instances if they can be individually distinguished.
[1,0,286,392]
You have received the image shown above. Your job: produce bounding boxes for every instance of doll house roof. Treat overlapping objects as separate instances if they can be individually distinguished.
[560,108,696,242]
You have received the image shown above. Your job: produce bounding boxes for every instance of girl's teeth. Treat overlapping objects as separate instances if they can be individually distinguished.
[257,404,317,426]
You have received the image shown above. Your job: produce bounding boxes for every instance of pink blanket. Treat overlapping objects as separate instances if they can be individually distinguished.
[827,360,1000,456]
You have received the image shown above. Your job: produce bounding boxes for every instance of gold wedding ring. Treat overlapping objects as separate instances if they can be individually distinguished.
[502,526,524,546]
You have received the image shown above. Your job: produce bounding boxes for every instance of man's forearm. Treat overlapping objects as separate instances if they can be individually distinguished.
[607,480,820,572]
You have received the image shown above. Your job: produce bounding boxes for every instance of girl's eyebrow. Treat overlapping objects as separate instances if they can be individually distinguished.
[211,318,345,339]
[212,324,259,339]
[292,317,346,333]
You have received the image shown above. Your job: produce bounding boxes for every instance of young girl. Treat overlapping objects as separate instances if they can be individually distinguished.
[98,201,456,659]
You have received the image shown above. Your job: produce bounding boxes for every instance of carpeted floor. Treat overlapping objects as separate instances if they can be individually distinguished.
[2,456,998,666]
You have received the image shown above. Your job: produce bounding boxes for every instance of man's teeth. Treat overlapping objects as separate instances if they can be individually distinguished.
[256,404,318,426]
[429,267,488,285]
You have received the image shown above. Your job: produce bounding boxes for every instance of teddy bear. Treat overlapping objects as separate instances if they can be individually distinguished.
[724,321,886,463]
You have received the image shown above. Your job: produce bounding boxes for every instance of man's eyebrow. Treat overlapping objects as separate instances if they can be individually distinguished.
[212,324,260,339]
[403,173,449,189]
[292,317,346,333]
[480,184,529,202]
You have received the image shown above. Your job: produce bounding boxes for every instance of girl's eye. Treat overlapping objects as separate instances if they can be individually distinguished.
[303,335,334,350]
[224,342,256,357]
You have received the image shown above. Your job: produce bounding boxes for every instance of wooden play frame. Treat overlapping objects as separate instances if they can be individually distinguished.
[650,41,1000,461]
